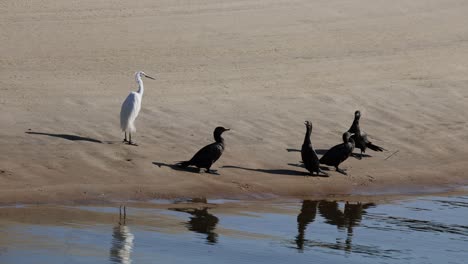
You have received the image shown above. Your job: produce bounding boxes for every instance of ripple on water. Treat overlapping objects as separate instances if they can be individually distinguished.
[0,195,466,264]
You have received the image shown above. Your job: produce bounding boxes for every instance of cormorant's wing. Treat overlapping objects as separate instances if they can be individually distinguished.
[302,143,320,161]
[360,132,385,151]
[320,143,347,165]
[360,131,371,144]
[190,142,223,164]
[350,133,367,150]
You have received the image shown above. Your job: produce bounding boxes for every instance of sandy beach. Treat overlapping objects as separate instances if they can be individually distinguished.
[1,0,468,204]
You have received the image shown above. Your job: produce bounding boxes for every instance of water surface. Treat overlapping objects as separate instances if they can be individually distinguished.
[0,195,467,264]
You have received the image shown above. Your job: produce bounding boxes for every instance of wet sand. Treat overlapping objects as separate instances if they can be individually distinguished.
[1,0,468,204]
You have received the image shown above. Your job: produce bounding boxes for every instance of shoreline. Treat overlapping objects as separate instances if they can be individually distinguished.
[1,179,466,206]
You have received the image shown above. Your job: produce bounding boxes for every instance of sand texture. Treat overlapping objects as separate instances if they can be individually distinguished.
[1,0,468,204]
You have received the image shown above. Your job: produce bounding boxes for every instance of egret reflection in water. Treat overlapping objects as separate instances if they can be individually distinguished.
[110,206,134,264]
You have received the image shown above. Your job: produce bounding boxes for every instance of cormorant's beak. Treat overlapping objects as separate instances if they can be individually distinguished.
[144,74,156,80]
[224,128,230,131]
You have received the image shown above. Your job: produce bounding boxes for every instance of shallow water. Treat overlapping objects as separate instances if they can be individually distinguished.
[0,195,467,264]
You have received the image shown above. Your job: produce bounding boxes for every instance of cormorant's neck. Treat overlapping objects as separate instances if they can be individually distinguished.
[349,118,360,133]
[214,132,224,144]
[136,74,144,95]
[303,126,311,145]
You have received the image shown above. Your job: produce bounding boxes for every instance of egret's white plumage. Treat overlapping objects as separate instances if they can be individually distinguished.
[120,71,155,145]
[120,91,141,133]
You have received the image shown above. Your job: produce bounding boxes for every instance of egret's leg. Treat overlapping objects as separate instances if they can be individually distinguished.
[119,205,122,225]
[129,133,138,146]
[123,132,128,143]
[123,206,127,225]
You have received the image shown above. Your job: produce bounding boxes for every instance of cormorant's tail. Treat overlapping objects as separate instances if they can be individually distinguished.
[367,143,385,152]
[177,161,191,168]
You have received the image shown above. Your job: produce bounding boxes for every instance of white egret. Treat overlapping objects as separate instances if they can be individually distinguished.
[120,71,155,145]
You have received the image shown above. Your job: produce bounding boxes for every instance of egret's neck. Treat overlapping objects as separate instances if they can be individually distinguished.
[136,74,144,95]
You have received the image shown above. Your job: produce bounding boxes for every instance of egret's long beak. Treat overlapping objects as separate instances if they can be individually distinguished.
[144,74,156,80]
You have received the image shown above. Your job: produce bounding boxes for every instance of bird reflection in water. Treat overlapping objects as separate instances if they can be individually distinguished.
[110,205,134,264]
[296,200,319,251]
[171,205,219,244]
[343,202,372,250]
[295,200,375,252]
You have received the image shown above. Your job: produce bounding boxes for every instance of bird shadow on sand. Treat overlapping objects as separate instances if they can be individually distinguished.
[288,148,373,159]
[152,161,220,175]
[351,153,373,159]
[26,131,103,143]
[221,165,327,177]
[286,148,329,155]
[287,163,330,171]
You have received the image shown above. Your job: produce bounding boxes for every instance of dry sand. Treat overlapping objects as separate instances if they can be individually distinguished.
[1,0,468,204]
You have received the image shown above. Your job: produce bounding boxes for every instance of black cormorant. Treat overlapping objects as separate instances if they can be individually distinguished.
[178,126,229,173]
[301,121,327,176]
[319,132,355,175]
[348,110,385,159]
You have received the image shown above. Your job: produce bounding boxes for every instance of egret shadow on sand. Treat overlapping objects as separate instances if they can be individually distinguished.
[222,165,328,177]
[152,162,220,175]
[26,131,102,143]
[286,148,329,155]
